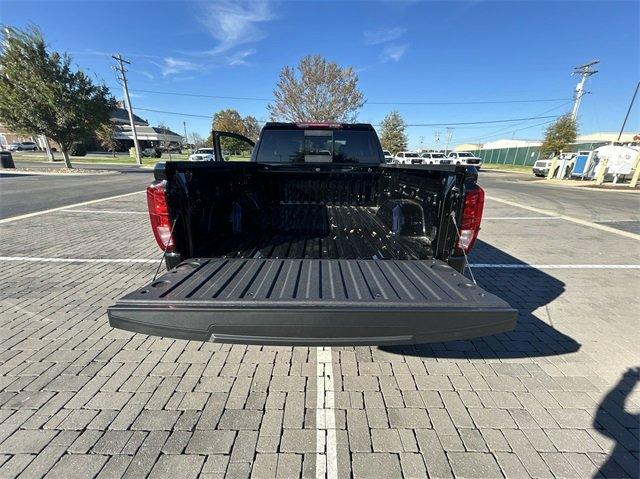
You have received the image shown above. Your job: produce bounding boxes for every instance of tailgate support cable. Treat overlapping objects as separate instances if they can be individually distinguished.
[152,214,180,282]
[449,211,477,285]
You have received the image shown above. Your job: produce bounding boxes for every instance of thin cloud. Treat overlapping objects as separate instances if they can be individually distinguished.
[162,57,201,77]
[226,49,257,66]
[363,27,406,45]
[380,43,408,62]
[199,0,274,55]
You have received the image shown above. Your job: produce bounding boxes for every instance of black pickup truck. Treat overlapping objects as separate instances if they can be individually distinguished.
[108,122,516,345]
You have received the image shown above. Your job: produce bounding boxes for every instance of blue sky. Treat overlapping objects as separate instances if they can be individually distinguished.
[3,0,639,148]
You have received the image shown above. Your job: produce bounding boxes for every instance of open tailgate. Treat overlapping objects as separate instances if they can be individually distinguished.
[108,258,516,346]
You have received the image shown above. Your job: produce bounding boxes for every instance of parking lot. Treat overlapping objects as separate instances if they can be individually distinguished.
[0,170,638,478]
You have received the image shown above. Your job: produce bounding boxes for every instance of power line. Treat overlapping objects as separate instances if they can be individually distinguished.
[135,106,561,127]
[130,88,571,106]
[392,115,560,127]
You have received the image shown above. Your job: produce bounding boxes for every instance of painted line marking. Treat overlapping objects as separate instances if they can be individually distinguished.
[0,190,145,224]
[59,209,147,215]
[486,195,640,241]
[0,256,157,264]
[316,346,338,479]
[483,216,561,220]
[471,264,640,269]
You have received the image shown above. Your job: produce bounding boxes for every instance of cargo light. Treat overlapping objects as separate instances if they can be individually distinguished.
[454,186,484,255]
[146,180,175,252]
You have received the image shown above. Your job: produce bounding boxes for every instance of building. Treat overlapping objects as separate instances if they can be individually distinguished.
[1,107,183,152]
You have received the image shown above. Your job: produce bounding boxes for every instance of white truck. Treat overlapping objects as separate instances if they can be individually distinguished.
[448,151,483,169]
[420,152,450,165]
[394,151,423,165]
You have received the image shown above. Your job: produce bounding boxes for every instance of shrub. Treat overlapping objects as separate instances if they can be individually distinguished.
[69,143,87,156]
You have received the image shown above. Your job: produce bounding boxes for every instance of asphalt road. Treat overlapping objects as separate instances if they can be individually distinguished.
[478,171,640,223]
[0,169,154,219]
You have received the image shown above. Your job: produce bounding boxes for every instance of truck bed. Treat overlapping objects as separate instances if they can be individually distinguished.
[108,258,516,345]
[211,204,430,260]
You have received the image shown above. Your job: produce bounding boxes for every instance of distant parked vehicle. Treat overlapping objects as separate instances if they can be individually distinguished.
[394,151,422,164]
[141,147,162,159]
[382,150,394,162]
[532,153,576,178]
[420,152,450,165]
[188,148,216,161]
[7,141,39,151]
[448,151,483,168]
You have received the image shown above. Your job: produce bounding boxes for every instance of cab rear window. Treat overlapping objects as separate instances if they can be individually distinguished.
[255,129,383,164]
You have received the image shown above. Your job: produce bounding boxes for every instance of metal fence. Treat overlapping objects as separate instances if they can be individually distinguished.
[470,142,609,166]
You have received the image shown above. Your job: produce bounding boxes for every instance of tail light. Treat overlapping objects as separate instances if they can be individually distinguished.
[146,180,175,252]
[454,186,484,255]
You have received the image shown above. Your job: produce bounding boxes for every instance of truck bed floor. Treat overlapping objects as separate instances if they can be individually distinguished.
[209,204,431,260]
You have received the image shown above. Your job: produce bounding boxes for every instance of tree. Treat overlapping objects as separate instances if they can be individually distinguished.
[188,132,206,148]
[540,114,577,157]
[0,26,116,168]
[243,115,260,142]
[268,55,365,122]
[378,111,407,154]
[210,108,255,153]
[96,122,118,157]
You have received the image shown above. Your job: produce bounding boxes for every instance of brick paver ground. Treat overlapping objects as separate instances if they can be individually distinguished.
[0,187,638,478]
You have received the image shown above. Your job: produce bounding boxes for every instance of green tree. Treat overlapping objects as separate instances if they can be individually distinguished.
[540,114,577,157]
[378,111,407,154]
[268,55,365,122]
[243,115,260,142]
[0,26,116,168]
[211,109,256,154]
[96,121,118,157]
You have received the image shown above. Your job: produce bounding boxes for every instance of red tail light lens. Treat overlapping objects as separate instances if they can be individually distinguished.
[455,186,484,255]
[146,180,175,252]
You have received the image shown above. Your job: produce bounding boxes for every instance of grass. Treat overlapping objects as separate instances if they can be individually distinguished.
[14,152,188,166]
[481,163,532,173]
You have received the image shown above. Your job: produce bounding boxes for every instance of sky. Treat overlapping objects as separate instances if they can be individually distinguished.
[2,0,639,149]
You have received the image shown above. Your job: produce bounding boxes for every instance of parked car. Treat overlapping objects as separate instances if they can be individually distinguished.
[108,122,516,346]
[7,141,39,151]
[382,149,394,162]
[532,153,576,178]
[188,148,216,161]
[141,147,162,158]
[448,151,483,169]
[394,151,423,164]
[420,152,450,165]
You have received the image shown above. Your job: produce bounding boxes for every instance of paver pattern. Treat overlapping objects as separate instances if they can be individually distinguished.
[0,178,638,478]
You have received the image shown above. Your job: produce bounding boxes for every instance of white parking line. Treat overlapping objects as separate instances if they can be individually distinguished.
[471,264,640,269]
[59,209,147,215]
[486,195,640,240]
[316,346,338,479]
[483,216,561,220]
[0,256,157,264]
[0,190,145,224]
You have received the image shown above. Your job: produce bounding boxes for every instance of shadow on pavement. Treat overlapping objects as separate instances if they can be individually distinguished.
[594,367,640,479]
[380,240,581,359]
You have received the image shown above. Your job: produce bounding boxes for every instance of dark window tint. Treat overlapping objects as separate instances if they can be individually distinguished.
[255,129,382,164]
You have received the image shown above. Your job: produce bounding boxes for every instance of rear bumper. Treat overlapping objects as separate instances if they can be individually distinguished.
[109,304,516,346]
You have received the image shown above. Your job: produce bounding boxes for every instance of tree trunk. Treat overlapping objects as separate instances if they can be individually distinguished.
[61,150,73,168]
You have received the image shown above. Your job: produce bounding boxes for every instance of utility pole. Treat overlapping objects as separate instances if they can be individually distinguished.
[183,121,188,144]
[434,130,441,152]
[444,128,453,155]
[571,60,599,122]
[112,53,142,166]
[617,81,639,142]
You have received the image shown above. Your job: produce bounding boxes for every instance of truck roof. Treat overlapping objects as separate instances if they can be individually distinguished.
[263,122,376,131]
